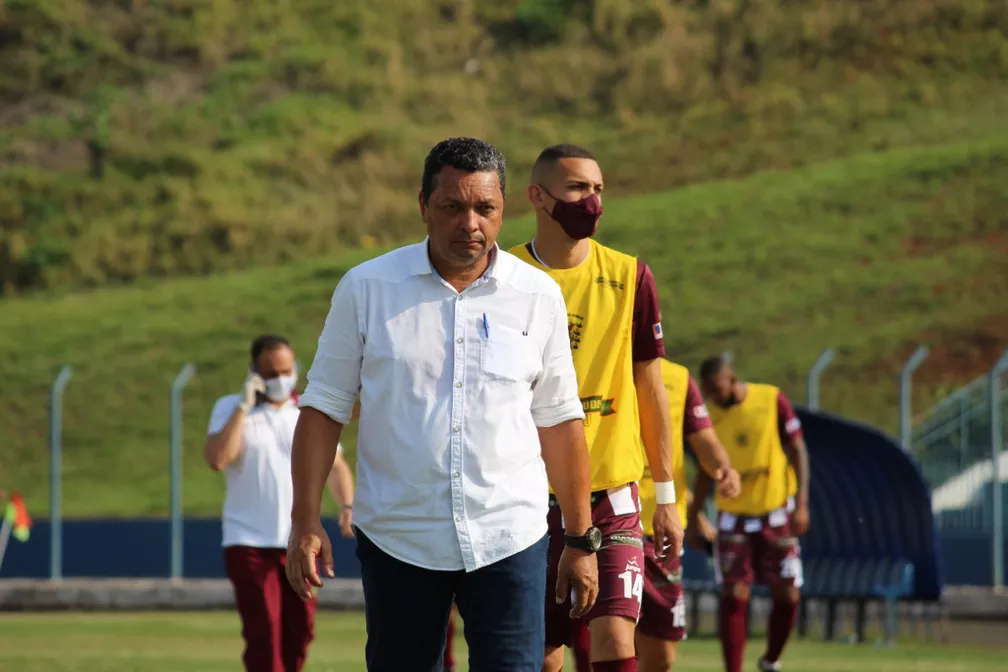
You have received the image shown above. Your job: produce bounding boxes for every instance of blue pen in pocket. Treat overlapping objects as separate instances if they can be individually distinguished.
[482,313,490,339]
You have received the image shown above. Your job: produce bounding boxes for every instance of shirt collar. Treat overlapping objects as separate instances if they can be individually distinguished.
[407,237,509,285]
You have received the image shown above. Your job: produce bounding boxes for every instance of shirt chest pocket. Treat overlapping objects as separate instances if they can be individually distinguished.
[480,325,540,384]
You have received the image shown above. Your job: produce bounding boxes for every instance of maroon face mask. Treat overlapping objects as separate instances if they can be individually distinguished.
[542,189,603,240]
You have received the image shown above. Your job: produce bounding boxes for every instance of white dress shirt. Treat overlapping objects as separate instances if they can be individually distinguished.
[207,394,341,549]
[299,240,585,571]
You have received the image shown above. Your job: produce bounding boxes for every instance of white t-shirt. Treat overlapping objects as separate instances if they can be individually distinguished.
[207,393,342,549]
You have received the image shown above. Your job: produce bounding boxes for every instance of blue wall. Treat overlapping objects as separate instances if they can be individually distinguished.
[937,529,1008,586]
[2,518,991,587]
[0,518,360,579]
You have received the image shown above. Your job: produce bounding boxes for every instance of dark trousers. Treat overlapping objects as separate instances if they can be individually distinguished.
[224,546,316,672]
[356,528,548,672]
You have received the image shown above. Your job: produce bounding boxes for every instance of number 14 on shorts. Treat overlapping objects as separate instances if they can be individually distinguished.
[618,567,643,603]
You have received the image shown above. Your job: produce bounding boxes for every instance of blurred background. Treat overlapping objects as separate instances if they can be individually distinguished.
[0,0,1006,669]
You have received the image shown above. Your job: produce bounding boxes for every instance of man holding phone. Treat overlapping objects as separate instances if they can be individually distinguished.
[204,334,355,672]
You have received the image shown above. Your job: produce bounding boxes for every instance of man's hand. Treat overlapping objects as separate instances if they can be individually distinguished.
[685,511,711,551]
[286,518,335,600]
[651,503,684,563]
[242,373,265,408]
[714,467,742,500]
[555,547,599,618]
[338,507,354,539]
[791,501,810,536]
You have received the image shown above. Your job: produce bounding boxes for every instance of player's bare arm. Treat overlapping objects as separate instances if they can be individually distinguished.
[539,419,599,618]
[782,434,811,535]
[686,469,715,551]
[686,427,741,500]
[635,357,684,560]
[287,407,341,600]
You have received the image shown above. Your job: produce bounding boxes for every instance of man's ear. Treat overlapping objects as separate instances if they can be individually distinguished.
[418,190,427,217]
[527,184,545,208]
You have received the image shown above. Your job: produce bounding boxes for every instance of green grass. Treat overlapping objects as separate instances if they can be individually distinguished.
[1,0,1007,293]
[0,611,1004,672]
[1,137,1006,517]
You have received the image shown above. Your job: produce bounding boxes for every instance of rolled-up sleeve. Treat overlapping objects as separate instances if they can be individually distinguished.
[531,288,585,428]
[298,271,363,424]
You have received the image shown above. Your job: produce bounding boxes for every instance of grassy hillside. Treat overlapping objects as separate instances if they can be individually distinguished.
[1,137,1006,516]
[2,0,1007,293]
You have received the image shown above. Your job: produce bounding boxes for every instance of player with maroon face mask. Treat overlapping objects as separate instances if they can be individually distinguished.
[511,145,683,672]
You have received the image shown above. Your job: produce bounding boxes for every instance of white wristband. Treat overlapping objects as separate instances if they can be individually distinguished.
[654,481,676,505]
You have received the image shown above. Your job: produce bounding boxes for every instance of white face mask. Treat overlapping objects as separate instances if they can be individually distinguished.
[263,373,298,402]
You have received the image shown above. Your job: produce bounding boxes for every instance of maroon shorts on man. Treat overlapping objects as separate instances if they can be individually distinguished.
[713,510,803,588]
[225,546,317,672]
[637,537,687,642]
[545,482,644,649]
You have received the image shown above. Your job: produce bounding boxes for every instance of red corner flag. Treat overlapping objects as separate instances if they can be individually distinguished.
[4,492,31,542]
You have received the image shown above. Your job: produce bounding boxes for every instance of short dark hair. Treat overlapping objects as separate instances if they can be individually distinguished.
[250,334,291,364]
[698,355,727,383]
[531,144,597,183]
[421,137,506,203]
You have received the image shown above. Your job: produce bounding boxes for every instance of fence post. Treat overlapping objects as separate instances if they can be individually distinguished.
[807,348,836,411]
[990,350,1008,592]
[49,365,73,581]
[899,346,929,451]
[170,364,196,582]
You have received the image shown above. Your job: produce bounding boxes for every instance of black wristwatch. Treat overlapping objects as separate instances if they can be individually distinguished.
[564,526,603,553]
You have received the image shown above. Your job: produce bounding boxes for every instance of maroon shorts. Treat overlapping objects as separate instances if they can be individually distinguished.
[713,509,803,588]
[637,536,687,642]
[545,482,644,649]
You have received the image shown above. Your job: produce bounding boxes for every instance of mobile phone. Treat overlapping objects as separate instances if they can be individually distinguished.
[249,367,268,405]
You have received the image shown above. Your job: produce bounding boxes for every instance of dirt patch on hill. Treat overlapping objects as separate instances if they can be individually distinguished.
[856,314,1008,405]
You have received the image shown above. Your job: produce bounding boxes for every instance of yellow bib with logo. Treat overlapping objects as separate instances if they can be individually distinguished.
[510,240,643,491]
[639,359,690,535]
[707,383,789,516]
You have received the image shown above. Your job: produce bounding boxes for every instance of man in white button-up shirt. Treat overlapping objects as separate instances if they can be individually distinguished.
[286,137,599,672]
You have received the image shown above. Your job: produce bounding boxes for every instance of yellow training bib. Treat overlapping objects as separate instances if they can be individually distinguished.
[510,240,643,491]
[639,359,691,535]
[708,383,790,516]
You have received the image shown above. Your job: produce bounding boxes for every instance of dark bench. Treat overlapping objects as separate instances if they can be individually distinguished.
[682,552,916,643]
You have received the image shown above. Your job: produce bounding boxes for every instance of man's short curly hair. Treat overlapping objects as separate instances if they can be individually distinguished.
[421,137,507,203]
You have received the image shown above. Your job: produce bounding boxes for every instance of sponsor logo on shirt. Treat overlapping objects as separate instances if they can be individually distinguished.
[785,417,802,434]
[740,467,771,481]
[582,395,617,417]
[692,404,710,419]
[652,322,663,339]
[594,276,626,291]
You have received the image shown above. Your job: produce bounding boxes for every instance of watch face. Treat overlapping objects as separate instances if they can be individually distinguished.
[588,527,602,551]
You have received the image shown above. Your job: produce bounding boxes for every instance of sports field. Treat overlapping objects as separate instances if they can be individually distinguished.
[0,611,1003,672]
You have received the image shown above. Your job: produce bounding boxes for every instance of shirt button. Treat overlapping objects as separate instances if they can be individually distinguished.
[455,381,462,388]
[453,425,460,432]
[456,337,463,344]
[454,471,460,478]
[456,515,463,522]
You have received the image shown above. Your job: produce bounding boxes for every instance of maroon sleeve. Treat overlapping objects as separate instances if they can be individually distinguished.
[631,261,666,362]
[682,375,713,436]
[777,391,804,445]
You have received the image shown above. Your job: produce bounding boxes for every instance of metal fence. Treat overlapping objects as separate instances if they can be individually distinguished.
[911,352,1008,588]
[34,349,1008,587]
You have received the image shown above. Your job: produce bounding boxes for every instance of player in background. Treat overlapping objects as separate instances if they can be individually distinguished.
[570,358,740,672]
[510,144,682,672]
[687,356,810,672]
